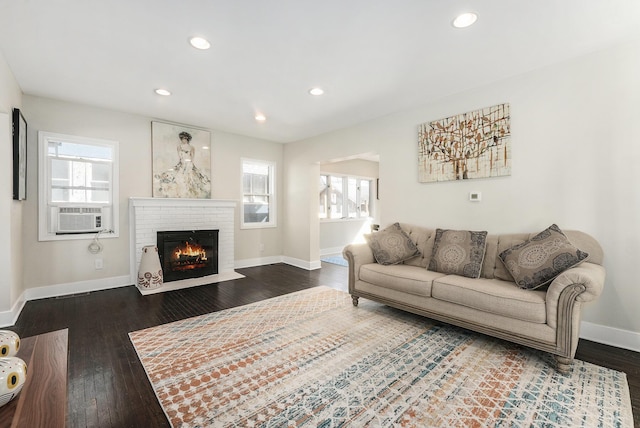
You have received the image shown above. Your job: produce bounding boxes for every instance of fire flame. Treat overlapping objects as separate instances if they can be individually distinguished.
[173,242,207,261]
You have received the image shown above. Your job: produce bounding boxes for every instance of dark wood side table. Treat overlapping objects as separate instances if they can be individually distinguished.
[0,329,68,427]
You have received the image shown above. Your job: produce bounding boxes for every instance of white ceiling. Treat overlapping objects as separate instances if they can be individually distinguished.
[1,1,639,143]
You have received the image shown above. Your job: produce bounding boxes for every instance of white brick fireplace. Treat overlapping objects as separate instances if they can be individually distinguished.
[129,197,244,295]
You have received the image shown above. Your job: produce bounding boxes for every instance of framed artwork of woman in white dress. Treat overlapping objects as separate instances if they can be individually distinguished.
[152,121,211,198]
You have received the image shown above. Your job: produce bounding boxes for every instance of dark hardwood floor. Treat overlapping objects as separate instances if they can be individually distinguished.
[10,262,639,427]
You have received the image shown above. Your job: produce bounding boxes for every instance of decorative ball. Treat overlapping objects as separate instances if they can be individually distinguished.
[0,330,20,357]
[0,357,27,407]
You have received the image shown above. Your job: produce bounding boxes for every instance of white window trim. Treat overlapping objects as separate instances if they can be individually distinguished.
[38,131,120,241]
[240,158,277,229]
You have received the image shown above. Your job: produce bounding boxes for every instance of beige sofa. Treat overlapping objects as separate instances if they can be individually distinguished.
[342,224,605,373]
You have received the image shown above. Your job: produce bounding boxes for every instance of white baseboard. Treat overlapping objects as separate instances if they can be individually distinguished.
[281,256,321,271]
[580,321,640,353]
[235,256,284,269]
[320,247,344,257]
[0,293,27,328]
[25,275,132,302]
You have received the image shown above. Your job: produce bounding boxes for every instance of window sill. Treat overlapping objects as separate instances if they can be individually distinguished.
[320,217,372,224]
[240,223,277,230]
[38,230,119,242]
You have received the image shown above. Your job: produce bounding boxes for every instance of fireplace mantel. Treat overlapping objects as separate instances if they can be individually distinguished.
[129,197,237,209]
[129,197,244,295]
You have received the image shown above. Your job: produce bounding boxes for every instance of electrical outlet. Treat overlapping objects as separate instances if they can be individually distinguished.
[259,243,265,253]
[95,259,104,270]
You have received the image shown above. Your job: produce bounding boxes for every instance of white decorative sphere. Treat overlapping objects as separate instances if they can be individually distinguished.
[0,330,20,357]
[0,357,27,407]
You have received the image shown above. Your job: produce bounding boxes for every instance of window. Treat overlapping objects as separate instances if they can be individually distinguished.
[241,158,276,228]
[319,174,372,220]
[38,132,119,241]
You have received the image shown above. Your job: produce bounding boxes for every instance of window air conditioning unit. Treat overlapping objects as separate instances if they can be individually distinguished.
[56,206,103,234]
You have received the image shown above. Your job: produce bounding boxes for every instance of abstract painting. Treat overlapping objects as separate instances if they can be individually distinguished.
[152,121,211,198]
[418,103,511,182]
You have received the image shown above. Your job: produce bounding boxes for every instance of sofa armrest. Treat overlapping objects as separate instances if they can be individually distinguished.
[343,243,375,293]
[545,262,605,329]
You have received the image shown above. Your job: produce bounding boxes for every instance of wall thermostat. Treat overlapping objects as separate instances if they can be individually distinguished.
[469,192,481,202]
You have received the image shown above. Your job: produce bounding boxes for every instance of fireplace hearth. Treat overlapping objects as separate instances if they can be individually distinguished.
[157,230,219,283]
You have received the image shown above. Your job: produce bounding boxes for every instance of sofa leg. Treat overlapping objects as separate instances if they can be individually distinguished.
[555,356,572,374]
[351,295,359,307]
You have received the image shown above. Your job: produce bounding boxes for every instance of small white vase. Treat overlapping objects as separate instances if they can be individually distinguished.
[138,245,163,289]
[0,357,27,408]
[0,330,20,357]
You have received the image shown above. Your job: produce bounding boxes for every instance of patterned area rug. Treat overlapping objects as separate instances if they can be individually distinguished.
[129,287,633,427]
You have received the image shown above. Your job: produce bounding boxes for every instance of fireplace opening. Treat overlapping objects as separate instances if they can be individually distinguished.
[157,230,219,283]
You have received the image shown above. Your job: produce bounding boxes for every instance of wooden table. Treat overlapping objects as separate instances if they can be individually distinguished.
[0,329,68,427]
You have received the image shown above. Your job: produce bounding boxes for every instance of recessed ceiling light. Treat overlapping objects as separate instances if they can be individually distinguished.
[189,36,211,50]
[155,88,171,96]
[309,87,324,96]
[452,12,478,28]
[255,114,266,122]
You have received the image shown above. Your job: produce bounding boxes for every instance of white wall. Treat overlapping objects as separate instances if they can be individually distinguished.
[0,50,24,317]
[21,95,283,290]
[283,39,640,338]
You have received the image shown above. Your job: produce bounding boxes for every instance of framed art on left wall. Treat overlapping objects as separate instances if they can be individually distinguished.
[12,108,27,200]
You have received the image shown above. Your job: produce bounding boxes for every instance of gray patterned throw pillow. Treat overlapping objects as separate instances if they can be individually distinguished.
[498,224,589,290]
[428,229,488,278]
[365,223,420,265]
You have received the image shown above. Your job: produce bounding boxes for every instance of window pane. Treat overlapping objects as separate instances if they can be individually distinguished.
[318,175,328,219]
[89,190,110,203]
[49,141,112,161]
[330,176,343,219]
[51,158,70,180]
[360,180,370,217]
[91,163,111,182]
[51,188,69,202]
[241,159,275,227]
[70,161,88,189]
[347,178,357,218]
[49,142,114,202]
[70,187,87,202]
[244,196,270,223]
[243,162,269,176]
[243,174,252,194]
[251,174,268,194]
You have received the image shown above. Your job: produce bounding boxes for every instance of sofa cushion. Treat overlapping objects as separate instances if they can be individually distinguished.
[365,222,421,265]
[432,276,547,324]
[481,234,525,281]
[399,224,435,268]
[428,229,488,278]
[498,224,589,290]
[359,264,445,297]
